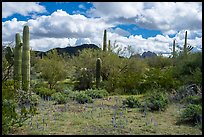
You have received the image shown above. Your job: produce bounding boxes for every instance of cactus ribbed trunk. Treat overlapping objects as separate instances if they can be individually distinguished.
[172,39,176,58]
[14,33,22,90]
[183,31,187,57]
[108,40,111,51]
[103,30,107,51]
[96,58,102,89]
[22,25,30,93]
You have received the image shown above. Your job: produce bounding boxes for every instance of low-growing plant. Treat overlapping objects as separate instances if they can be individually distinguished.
[178,104,202,125]
[122,96,141,108]
[34,87,56,98]
[75,92,93,104]
[145,91,169,111]
[180,95,202,105]
[84,89,109,99]
[51,92,67,104]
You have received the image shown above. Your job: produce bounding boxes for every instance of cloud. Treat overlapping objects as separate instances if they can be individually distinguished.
[2,8,202,56]
[27,10,113,39]
[87,2,202,35]
[30,38,77,51]
[2,2,47,18]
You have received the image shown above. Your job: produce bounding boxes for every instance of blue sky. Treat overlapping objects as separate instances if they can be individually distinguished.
[2,2,202,56]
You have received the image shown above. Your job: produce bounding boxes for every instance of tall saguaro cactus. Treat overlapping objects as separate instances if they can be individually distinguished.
[183,31,188,57]
[108,40,111,51]
[14,33,22,89]
[172,39,176,58]
[22,25,30,92]
[103,30,107,51]
[96,58,102,89]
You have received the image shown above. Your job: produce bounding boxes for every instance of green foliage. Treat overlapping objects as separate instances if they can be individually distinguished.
[2,99,18,135]
[138,67,180,93]
[173,52,202,85]
[180,95,202,105]
[51,92,67,104]
[37,50,68,89]
[34,87,56,97]
[178,104,202,125]
[145,56,172,68]
[73,68,94,90]
[5,46,14,65]
[144,90,169,111]
[84,89,109,99]
[75,92,93,104]
[122,96,141,108]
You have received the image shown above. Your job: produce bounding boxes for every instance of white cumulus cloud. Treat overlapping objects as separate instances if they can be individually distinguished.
[2,2,47,18]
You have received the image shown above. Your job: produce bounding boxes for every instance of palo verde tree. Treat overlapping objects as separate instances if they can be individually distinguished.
[37,49,67,89]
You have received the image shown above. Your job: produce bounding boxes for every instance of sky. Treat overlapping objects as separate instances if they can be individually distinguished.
[2,2,202,57]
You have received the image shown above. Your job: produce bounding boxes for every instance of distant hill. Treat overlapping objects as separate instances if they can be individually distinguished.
[33,44,100,57]
[130,51,157,59]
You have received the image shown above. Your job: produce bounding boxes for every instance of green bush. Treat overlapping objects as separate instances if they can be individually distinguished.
[84,89,109,99]
[181,95,202,105]
[51,92,67,104]
[34,87,56,98]
[178,104,202,125]
[2,99,18,135]
[30,93,41,106]
[75,92,93,104]
[73,68,94,90]
[122,96,141,108]
[145,91,169,111]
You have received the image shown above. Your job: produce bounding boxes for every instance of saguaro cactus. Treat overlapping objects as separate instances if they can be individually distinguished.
[183,31,188,57]
[103,30,107,51]
[108,40,111,51]
[14,33,22,89]
[96,58,102,89]
[172,39,176,58]
[22,25,30,92]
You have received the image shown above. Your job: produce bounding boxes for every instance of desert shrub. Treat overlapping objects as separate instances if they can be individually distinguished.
[173,52,202,85]
[75,92,93,104]
[180,95,202,105]
[144,91,169,111]
[178,104,202,125]
[29,93,41,106]
[2,99,18,135]
[138,67,180,93]
[34,87,56,98]
[84,89,109,99]
[73,68,94,90]
[122,96,141,108]
[145,56,173,68]
[51,92,67,104]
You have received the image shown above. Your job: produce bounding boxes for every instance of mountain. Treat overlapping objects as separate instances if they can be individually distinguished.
[141,51,157,58]
[33,44,100,57]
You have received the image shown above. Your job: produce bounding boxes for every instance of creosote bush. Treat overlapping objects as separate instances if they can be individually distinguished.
[122,96,141,108]
[75,92,93,104]
[178,104,202,125]
[51,92,67,104]
[84,89,109,99]
[144,90,169,111]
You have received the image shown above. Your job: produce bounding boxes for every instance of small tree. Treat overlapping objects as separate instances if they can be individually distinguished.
[37,50,67,89]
